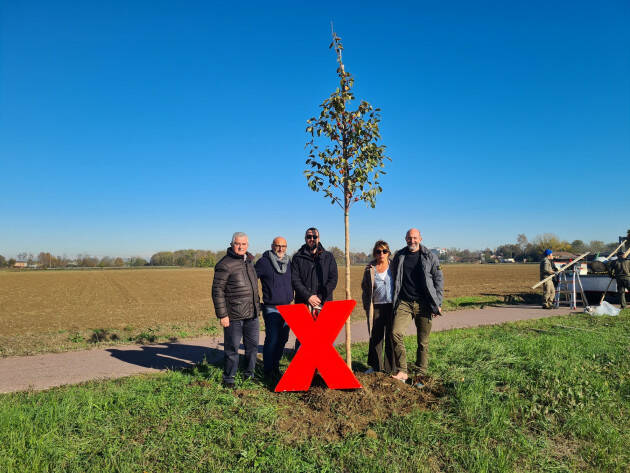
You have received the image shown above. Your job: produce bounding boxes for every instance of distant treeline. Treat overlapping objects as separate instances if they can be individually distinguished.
[149,247,373,268]
[0,247,372,269]
[469,232,628,264]
[0,252,150,269]
[2,231,626,269]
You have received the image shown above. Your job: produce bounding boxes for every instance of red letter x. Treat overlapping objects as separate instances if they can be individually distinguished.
[274,300,361,392]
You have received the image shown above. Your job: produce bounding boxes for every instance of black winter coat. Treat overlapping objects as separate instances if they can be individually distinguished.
[291,243,338,304]
[212,248,260,320]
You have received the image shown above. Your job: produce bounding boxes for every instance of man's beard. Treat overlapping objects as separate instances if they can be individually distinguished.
[407,243,419,252]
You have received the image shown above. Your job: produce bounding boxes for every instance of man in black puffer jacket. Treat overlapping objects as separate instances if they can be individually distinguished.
[291,227,338,310]
[212,232,260,388]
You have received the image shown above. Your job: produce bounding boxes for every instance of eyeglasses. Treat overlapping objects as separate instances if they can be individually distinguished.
[273,244,287,249]
[305,235,318,240]
[375,249,389,255]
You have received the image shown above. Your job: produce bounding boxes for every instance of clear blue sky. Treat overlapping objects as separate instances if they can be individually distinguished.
[1,1,628,258]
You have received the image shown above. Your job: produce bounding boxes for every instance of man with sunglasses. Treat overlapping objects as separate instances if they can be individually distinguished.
[291,227,338,316]
[255,237,293,380]
[390,228,444,385]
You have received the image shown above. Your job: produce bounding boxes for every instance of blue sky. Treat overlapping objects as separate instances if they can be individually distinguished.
[1,1,628,258]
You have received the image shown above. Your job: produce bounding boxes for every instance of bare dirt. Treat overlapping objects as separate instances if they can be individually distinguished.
[194,372,444,442]
[0,264,538,336]
[268,373,442,442]
[0,264,540,357]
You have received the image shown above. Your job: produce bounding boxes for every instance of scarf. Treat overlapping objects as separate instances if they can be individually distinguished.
[268,250,289,274]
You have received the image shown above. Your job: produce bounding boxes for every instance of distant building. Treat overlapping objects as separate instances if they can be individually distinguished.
[552,251,578,261]
[430,247,447,257]
[13,261,27,268]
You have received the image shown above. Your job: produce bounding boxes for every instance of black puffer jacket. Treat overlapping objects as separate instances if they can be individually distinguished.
[291,243,338,304]
[212,248,260,320]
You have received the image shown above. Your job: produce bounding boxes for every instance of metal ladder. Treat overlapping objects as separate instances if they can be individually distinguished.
[554,270,589,309]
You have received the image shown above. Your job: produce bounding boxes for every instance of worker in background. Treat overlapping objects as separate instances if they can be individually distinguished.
[540,249,556,309]
[610,249,630,309]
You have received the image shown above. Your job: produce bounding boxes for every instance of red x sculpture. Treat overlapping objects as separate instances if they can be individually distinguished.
[274,300,361,392]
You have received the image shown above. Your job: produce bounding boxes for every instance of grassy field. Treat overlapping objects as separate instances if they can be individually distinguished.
[0,310,628,472]
[0,264,539,357]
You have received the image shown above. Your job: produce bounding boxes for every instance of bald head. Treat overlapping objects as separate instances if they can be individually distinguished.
[271,236,288,258]
[405,228,422,252]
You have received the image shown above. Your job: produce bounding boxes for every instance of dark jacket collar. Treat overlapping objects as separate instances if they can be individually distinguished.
[296,242,326,260]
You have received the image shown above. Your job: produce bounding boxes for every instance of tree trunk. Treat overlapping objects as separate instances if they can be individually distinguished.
[344,202,352,369]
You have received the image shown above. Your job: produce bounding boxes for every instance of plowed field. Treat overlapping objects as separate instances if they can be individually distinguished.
[1,264,538,338]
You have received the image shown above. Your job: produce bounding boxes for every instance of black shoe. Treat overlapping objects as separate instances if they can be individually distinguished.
[222,381,236,390]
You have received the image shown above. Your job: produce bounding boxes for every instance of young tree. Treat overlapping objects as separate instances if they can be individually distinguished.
[516,234,528,258]
[304,29,389,368]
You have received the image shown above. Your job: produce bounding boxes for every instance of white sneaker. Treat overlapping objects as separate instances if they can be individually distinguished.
[364,367,375,374]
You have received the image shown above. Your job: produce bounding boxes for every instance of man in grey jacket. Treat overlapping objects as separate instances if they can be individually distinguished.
[212,232,261,389]
[390,228,444,383]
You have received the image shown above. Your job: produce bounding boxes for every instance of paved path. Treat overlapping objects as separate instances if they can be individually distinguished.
[0,304,571,393]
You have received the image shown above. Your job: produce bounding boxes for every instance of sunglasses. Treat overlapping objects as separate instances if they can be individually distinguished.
[375,249,389,255]
[305,235,319,240]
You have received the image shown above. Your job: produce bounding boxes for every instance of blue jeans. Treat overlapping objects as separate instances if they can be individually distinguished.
[223,317,259,383]
[262,305,290,374]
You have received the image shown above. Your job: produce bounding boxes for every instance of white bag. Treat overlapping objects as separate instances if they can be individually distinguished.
[591,301,621,316]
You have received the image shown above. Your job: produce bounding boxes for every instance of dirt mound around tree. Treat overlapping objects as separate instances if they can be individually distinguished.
[271,372,444,442]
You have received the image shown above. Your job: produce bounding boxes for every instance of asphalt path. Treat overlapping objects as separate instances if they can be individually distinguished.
[0,304,573,393]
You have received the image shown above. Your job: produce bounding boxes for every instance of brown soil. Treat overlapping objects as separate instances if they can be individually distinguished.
[265,372,444,442]
[0,264,537,336]
[0,264,538,357]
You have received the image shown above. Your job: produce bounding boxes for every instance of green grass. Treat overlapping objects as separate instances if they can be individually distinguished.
[0,322,221,358]
[1,310,628,472]
[442,295,505,310]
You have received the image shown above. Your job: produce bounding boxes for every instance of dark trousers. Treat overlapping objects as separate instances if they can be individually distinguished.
[367,303,394,373]
[392,300,432,375]
[223,317,259,383]
[618,278,630,308]
[262,305,290,374]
